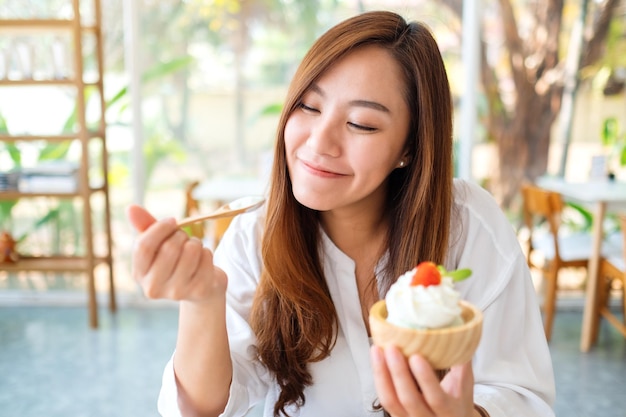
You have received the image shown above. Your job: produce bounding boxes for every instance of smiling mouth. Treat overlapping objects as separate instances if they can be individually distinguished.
[300,160,345,178]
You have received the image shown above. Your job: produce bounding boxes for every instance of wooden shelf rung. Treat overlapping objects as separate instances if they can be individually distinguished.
[0,79,101,86]
[0,19,98,33]
[0,19,72,30]
[0,187,105,200]
[0,134,77,141]
[0,256,109,272]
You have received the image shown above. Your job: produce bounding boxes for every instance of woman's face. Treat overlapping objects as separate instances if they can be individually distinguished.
[285,44,411,213]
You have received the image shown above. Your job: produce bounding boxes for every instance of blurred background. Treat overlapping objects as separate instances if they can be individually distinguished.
[1,0,625,298]
[1,0,625,416]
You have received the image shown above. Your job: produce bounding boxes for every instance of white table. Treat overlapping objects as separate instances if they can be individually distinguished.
[537,176,626,351]
[192,176,268,205]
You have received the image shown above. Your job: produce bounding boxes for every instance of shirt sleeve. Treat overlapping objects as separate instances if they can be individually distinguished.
[156,355,180,417]
[156,210,271,417]
[218,210,272,413]
[450,180,556,417]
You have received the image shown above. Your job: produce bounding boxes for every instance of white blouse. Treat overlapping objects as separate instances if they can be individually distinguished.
[157,179,556,417]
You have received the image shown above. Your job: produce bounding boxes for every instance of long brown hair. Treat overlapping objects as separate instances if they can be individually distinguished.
[250,10,454,416]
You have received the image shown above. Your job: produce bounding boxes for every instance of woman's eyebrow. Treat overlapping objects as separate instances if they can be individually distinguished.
[308,83,390,113]
[348,99,390,113]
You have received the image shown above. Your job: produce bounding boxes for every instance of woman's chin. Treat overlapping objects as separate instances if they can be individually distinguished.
[292,189,337,212]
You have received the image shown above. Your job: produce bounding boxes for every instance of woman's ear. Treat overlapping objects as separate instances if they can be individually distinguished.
[396,151,411,168]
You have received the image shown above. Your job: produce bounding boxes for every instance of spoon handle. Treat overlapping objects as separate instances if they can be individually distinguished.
[177,211,233,227]
[176,197,266,228]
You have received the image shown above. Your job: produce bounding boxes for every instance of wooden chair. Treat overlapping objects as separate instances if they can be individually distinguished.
[184,181,233,248]
[596,215,626,339]
[184,180,205,239]
[520,183,592,341]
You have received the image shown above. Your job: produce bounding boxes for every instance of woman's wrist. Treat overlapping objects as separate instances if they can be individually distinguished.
[473,403,490,417]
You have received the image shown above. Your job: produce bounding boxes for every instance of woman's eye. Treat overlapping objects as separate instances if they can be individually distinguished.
[348,122,377,132]
[299,103,318,113]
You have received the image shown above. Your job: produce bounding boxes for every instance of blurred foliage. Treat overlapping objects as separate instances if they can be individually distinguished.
[0,103,77,245]
[602,116,626,167]
[583,10,626,94]
[1,52,191,247]
[105,57,194,188]
[0,113,17,231]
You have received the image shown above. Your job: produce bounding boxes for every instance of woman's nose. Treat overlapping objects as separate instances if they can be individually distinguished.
[306,116,341,157]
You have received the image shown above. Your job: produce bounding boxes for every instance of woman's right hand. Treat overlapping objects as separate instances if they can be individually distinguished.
[126,204,227,303]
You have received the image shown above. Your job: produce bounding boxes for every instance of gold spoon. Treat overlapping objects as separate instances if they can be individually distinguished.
[177,196,266,227]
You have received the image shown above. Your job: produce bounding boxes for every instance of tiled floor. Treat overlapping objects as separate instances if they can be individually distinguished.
[548,306,626,417]
[0,303,178,417]
[0,302,624,417]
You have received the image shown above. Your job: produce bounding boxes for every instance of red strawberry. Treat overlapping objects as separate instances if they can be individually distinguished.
[410,261,441,287]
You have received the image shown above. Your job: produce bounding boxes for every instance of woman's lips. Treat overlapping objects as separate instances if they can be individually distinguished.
[300,159,345,178]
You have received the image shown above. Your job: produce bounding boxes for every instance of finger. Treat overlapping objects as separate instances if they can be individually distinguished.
[142,229,190,298]
[131,217,179,279]
[409,354,448,411]
[370,345,404,416]
[384,347,429,414]
[127,204,157,232]
[165,237,204,300]
[441,361,475,401]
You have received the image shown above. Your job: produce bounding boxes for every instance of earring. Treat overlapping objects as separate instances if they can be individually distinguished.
[398,160,406,168]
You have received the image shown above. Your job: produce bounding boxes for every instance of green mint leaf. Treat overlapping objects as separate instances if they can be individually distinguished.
[447,268,472,282]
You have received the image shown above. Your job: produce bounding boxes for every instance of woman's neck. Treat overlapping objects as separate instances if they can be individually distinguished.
[319,194,388,263]
[320,195,389,334]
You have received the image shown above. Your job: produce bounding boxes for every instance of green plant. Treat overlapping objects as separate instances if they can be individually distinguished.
[0,113,18,232]
[0,128,77,248]
[601,116,626,169]
[1,56,194,244]
[106,57,193,189]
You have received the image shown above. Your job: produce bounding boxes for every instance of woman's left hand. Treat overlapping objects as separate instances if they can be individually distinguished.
[371,345,475,417]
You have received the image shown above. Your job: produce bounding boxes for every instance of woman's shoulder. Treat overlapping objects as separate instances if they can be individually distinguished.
[449,178,521,264]
[449,179,528,307]
[452,178,502,213]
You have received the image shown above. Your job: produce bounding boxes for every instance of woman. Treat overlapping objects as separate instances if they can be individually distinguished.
[128,11,555,417]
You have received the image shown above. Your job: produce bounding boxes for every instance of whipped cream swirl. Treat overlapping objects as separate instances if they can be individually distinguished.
[385,267,462,330]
